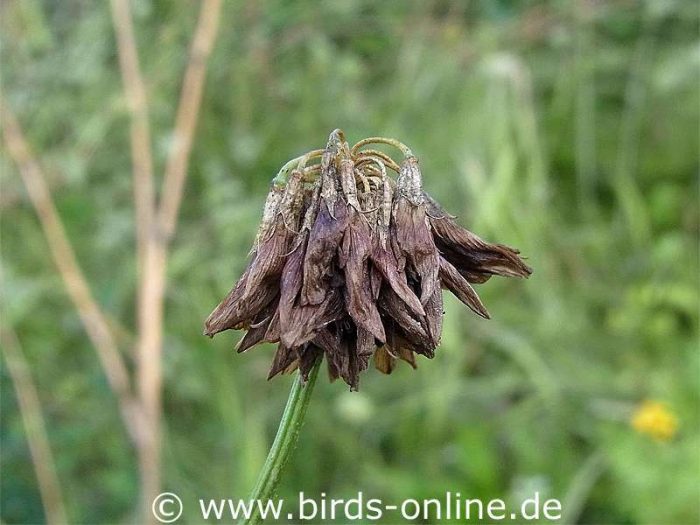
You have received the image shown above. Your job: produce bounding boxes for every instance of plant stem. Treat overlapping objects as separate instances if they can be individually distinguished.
[240,360,321,525]
[350,136,413,157]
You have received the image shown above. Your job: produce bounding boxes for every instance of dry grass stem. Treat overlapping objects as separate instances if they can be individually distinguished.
[1,102,145,445]
[1,328,68,525]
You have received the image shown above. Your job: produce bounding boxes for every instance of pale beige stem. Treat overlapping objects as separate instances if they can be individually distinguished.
[1,103,145,447]
[108,1,161,520]
[158,0,223,239]
[1,328,69,525]
[136,0,223,519]
[109,0,156,335]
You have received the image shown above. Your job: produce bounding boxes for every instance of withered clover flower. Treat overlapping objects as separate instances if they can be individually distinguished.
[204,130,532,390]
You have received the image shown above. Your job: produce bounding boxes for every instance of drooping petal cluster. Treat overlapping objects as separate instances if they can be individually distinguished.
[205,130,532,389]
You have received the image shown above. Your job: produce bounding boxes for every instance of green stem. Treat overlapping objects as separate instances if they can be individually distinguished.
[239,360,321,525]
[350,136,413,157]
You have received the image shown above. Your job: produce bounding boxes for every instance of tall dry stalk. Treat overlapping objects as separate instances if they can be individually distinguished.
[109,0,156,345]
[0,103,146,447]
[2,1,223,523]
[1,328,68,525]
[131,0,222,519]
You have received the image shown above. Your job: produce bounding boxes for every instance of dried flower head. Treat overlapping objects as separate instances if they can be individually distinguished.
[205,130,532,390]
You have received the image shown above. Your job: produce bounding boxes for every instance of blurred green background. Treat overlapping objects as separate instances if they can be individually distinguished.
[2,1,699,524]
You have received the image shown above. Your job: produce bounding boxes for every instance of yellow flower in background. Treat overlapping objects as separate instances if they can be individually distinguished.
[631,400,679,441]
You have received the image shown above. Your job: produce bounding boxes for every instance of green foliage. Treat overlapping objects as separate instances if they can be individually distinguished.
[2,1,698,523]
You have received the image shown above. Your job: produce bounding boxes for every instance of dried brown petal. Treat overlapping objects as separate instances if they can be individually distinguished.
[279,241,344,348]
[267,344,298,380]
[235,298,279,353]
[391,157,440,305]
[286,289,344,348]
[204,176,307,337]
[313,323,346,383]
[241,224,291,298]
[339,158,362,212]
[279,242,305,333]
[369,263,382,300]
[378,287,431,345]
[366,172,425,316]
[311,326,338,356]
[374,346,395,374]
[279,169,306,233]
[425,193,532,282]
[264,312,280,345]
[302,199,348,305]
[313,321,369,390]
[422,287,443,353]
[326,357,340,382]
[397,345,417,369]
[251,184,284,252]
[319,130,347,217]
[370,243,425,317]
[298,345,323,382]
[203,274,278,335]
[384,331,418,369]
[438,256,490,319]
[340,208,386,343]
[203,222,288,336]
